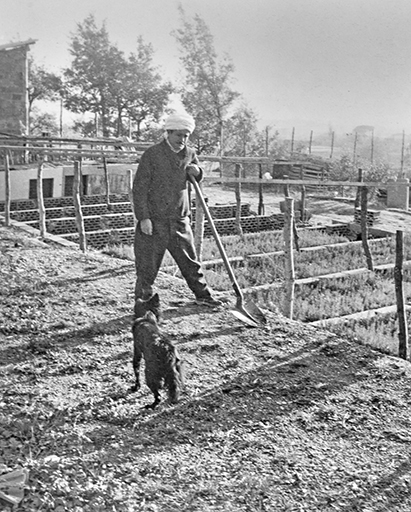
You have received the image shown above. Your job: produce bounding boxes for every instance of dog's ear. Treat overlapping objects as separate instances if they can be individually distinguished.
[150,293,160,308]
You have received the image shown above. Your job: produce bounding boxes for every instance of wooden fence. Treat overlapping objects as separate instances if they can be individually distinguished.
[1,138,409,360]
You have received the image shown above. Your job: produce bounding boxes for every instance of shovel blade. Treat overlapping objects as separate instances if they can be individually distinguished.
[243,299,267,325]
[231,308,260,328]
[231,298,266,328]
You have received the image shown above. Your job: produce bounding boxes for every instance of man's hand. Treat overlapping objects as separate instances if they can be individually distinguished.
[186,164,201,178]
[139,218,153,235]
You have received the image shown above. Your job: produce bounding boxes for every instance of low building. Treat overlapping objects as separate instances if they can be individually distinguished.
[0,162,138,202]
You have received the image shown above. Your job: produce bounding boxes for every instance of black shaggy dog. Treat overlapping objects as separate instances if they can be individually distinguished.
[131,293,184,409]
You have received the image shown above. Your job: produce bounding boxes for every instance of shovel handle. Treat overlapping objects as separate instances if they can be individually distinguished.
[189,176,244,299]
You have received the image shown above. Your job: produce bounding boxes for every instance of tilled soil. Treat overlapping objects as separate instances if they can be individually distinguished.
[1,221,411,511]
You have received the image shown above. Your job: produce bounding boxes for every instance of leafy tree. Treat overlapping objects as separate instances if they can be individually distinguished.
[224,105,287,158]
[29,108,59,136]
[124,37,174,140]
[223,104,265,157]
[328,155,396,200]
[64,14,126,137]
[71,118,99,139]
[27,56,63,134]
[64,15,173,139]
[173,7,240,153]
[328,154,356,182]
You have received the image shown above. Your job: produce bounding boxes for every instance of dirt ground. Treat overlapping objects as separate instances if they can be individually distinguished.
[1,211,411,511]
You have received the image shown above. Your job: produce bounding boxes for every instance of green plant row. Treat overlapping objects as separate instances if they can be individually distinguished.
[101,229,349,267]
[200,237,409,291]
[276,270,411,323]
[326,311,409,357]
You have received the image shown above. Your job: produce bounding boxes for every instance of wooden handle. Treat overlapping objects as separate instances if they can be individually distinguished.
[189,176,243,299]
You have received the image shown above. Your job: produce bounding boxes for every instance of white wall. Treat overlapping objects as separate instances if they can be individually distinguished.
[0,166,64,201]
[0,162,138,202]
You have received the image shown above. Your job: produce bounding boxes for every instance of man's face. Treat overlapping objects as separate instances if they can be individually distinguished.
[167,130,190,151]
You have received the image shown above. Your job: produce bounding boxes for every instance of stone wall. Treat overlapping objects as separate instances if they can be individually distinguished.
[0,45,29,134]
[0,193,131,212]
[2,192,356,250]
[353,208,381,225]
[386,178,410,211]
[59,214,286,249]
[29,212,135,235]
[9,201,133,223]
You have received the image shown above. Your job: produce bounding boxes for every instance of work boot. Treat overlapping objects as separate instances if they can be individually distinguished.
[194,296,222,307]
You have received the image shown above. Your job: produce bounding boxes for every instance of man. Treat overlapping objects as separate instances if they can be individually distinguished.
[132,112,221,311]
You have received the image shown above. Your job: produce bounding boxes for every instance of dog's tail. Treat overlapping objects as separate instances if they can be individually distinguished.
[165,352,184,404]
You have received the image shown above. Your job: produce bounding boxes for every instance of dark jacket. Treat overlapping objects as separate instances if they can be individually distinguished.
[133,139,202,221]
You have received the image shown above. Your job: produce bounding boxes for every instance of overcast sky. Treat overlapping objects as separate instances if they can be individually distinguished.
[1,0,410,137]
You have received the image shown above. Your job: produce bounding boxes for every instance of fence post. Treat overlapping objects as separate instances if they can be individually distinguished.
[37,158,47,238]
[4,151,11,226]
[360,186,374,270]
[235,163,243,237]
[73,160,87,252]
[290,127,295,154]
[300,167,306,222]
[395,230,409,360]
[127,169,136,227]
[194,181,205,261]
[283,174,290,197]
[258,163,265,215]
[103,157,110,207]
[355,168,363,208]
[283,197,295,319]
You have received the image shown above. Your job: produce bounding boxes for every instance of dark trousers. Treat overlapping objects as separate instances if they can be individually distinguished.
[134,217,211,302]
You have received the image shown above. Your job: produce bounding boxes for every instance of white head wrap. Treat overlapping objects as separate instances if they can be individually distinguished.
[164,112,195,133]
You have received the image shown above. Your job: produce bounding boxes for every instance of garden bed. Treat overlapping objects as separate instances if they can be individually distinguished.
[2,222,411,511]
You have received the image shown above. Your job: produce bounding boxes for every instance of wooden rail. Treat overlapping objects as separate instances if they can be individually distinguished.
[0,144,140,159]
[202,177,405,189]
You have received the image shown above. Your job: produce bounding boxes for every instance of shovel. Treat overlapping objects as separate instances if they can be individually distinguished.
[189,176,266,328]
